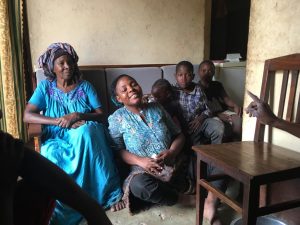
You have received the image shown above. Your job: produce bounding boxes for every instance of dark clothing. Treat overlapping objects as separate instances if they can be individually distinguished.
[163,100,180,119]
[14,179,55,225]
[161,100,186,130]
[202,81,228,114]
[129,173,178,206]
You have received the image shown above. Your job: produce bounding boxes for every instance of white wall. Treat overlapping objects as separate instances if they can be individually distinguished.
[243,0,300,152]
[27,0,206,67]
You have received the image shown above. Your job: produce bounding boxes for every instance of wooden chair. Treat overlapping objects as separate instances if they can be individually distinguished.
[192,53,300,225]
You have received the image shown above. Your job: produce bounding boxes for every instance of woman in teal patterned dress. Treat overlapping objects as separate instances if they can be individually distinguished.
[24,43,124,225]
[108,74,189,213]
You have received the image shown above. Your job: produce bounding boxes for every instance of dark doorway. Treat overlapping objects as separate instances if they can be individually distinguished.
[210,0,251,60]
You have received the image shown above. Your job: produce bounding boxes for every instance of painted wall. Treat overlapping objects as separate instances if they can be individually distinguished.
[243,0,300,152]
[26,0,206,67]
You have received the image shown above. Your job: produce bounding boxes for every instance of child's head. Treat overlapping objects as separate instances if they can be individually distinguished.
[175,61,194,89]
[151,79,173,104]
[198,60,215,83]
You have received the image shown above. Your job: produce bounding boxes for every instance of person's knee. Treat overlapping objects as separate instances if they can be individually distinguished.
[209,119,225,137]
[69,123,99,141]
[130,174,158,200]
[130,174,177,205]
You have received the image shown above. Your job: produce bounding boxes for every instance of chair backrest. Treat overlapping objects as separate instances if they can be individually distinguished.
[255,53,300,142]
[79,67,108,115]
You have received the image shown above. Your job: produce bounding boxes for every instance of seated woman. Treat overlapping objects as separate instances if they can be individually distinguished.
[198,60,242,141]
[108,74,190,213]
[23,43,124,225]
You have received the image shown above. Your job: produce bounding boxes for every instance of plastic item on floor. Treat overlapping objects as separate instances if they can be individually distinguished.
[230,216,288,225]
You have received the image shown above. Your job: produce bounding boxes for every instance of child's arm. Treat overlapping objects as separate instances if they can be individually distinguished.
[223,95,242,116]
[189,113,208,133]
[220,87,242,117]
[189,90,211,133]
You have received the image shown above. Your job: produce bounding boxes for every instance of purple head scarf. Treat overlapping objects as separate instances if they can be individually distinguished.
[37,42,80,80]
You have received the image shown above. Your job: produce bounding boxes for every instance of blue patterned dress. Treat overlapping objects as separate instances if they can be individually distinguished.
[108,102,181,157]
[108,103,182,212]
[29,79,122,225]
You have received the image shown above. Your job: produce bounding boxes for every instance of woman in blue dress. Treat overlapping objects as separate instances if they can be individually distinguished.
[108,74,190,213]
[24,43,124,225]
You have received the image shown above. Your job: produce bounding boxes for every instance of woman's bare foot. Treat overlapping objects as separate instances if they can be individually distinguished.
[110,199,127,212]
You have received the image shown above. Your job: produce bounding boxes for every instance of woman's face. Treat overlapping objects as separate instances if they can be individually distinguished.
[115,76,143,107]
[53,54,74,81]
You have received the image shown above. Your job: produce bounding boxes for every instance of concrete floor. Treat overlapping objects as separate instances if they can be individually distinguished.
[105,199,239,225]
[80,194,240,225]
[80,181,241,225]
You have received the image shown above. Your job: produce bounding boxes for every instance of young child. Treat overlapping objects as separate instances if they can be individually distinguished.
[198,60,242,141]
[173,61,226,145]
[151,79,181,128]
[173,61,225,225]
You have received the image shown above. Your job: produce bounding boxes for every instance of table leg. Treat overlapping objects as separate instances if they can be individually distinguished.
[196,154,207,225]
[242,181,259,225]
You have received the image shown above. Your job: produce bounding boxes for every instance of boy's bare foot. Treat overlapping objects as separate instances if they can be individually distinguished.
[110,199,127,212]
[203,192,223,225]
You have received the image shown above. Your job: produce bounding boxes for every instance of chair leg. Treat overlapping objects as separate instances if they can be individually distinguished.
[196,156,207,225]
[242,182,260,225]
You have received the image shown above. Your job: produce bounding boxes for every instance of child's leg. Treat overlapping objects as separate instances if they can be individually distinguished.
[201,118,225,144]
[230,114,242,141]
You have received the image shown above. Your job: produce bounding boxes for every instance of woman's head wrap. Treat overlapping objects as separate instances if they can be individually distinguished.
[37,42,81,80]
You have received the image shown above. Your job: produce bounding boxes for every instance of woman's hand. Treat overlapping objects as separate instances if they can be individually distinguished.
[137,157,163,175]
[156,150,176,165]
[71,120,86,129]
[57,112,81,128]
[246,91,278,125]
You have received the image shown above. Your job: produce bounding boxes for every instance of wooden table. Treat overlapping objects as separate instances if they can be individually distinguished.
[192,141,300,225]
